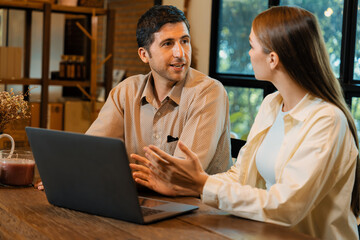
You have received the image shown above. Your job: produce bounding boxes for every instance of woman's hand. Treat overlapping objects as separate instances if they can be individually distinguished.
[130,141,208,196]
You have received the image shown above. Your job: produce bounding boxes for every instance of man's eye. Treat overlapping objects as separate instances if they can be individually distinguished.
[163,42,172,47]
[181,39,189,44]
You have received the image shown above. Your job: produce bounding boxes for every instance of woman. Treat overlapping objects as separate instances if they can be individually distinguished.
[130,6,359,239]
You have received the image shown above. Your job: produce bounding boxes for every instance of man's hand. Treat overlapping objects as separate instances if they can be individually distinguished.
[34,180,44,191]
[130,154,198,197]
[130,141,208,196]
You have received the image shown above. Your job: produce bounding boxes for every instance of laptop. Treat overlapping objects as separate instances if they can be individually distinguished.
[25,127,198,224]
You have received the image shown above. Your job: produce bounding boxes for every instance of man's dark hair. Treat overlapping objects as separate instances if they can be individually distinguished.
[136,5,190,50]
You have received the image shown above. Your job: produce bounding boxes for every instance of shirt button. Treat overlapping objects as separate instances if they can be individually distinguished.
[155,135,159,139]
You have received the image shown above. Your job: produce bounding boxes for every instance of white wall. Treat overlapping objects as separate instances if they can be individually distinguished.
[162,0,212,75]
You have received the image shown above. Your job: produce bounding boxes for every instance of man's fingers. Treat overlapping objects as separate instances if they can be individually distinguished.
[130,153,151,166]
[134,178,152,189]
[34,181,44,191]
[178,141,198,161]
[144,148,170,168]
[146,146,173,164]
[130,163,150,174]
[133,171,149,181]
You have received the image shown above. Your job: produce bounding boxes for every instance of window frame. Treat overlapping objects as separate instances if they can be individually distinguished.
[209,0,360,106]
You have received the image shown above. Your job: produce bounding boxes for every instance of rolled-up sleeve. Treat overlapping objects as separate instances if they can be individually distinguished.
[86,86,125,139]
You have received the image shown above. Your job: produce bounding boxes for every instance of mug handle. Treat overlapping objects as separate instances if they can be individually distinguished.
[0,133,15,158]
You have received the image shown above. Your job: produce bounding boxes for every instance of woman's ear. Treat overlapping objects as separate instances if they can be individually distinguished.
[268,51,280,70]
[138,47,149,63]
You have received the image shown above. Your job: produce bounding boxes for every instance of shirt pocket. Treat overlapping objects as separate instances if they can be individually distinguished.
[164,141,178,155]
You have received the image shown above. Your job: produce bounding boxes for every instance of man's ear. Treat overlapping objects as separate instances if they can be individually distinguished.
[138,47,149,63]
[269,51,279,70]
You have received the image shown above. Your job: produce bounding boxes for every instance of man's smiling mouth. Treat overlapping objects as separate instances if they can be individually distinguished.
[170,63,185,69]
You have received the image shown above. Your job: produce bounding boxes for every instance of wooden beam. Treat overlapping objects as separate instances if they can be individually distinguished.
[40,3,51,128]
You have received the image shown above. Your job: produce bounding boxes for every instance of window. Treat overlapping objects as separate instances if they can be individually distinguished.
[210,0,360,140]
[280,0,344,78]
[354,0,360,79]
[352,97,360,138]
[226,86,263,139]
[216,0,267,75]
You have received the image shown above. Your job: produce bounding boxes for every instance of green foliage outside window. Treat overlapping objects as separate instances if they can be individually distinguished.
[351,98,360,138]
[217,0,267,74]
[354,0,360,79]
[225,86,263,140]
[281,0,343,78]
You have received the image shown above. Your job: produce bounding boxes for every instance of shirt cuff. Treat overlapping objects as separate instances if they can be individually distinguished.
[201,175,224,208]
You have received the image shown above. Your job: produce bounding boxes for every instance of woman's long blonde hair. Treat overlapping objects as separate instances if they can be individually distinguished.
[252,6,360,216]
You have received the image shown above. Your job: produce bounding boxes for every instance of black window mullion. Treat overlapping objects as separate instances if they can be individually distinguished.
[269,0,280,8]
[340,0,358,85]
[209,0,220,79]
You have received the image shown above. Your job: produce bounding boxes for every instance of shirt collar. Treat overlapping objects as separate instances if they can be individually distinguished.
[140,70,189,106]
[268,92,318,122]
[287,93,319,122]
[140,73,155,105]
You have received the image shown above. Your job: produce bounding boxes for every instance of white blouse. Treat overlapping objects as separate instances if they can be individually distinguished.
[202,92,358,240]
[256,105,288,190]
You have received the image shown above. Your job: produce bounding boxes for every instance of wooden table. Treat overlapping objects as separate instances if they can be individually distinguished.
[0,186,317,240]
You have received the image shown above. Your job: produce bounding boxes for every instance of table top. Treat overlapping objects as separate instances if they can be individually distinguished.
[0,186,317,240]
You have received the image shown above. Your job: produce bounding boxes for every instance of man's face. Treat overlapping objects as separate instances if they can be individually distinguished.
[139,22,192,84]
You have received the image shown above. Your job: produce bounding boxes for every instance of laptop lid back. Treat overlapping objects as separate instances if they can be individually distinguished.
[26,127,144,223]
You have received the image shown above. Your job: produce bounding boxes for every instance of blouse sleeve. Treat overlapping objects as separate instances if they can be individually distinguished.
[202,106,358,226]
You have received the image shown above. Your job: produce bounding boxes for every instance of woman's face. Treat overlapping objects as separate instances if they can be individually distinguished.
[248,28,272,81]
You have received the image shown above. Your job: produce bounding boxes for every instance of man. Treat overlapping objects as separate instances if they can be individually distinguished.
[87,5,231,174]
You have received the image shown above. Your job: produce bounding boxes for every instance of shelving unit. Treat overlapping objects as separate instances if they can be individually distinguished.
[0,0,115,128]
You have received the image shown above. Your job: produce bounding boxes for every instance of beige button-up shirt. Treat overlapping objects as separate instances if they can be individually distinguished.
[87,68,231,174]
[202,92,359,239]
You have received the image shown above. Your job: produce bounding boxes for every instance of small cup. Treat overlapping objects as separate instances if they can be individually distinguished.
[0,150,35,186]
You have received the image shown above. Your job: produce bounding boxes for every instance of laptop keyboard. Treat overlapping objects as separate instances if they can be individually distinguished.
[141,207,164,216]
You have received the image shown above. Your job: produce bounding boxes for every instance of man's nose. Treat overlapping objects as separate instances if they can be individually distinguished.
[173,42,184,58]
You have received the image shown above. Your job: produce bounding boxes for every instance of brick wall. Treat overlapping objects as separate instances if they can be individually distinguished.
[107,0,154,78]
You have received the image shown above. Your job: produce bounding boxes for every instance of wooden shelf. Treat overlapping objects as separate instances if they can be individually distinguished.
[0,1,107,15]
[49,80,89,87]
[52,4,107,15]
[0,1,43,11]
[0,2,114,128]
[49,80,104,87]
[0,78,107,88]
[0,78,41,85]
